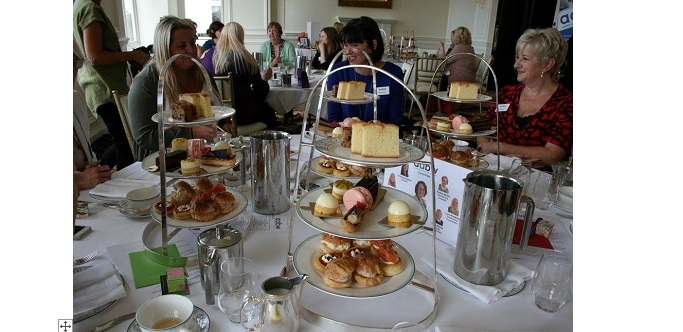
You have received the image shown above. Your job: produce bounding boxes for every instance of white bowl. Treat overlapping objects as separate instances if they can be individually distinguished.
[126,187,160,211]
[557,186,573,209]
[452,139,469,151]
[136,294,194,332]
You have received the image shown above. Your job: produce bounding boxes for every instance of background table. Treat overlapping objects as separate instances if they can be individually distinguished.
[266,73,327,119]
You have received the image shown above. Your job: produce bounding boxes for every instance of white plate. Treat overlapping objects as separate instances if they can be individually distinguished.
[295,186,427,239]
[88,192,125,203]
[150,188,248,228]
[314,138,425,168]
[128,306,210,332]
[324,91,379,105]
[431,91,493,103]
[292,234,415,298]
[426,125,496,138]
[142,151,242,179]
[554,200,573,214]
[308,156,365,180]
[151,106,235,127]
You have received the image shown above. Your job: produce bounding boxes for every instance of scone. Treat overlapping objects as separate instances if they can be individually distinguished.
[212,191,236,214]
[314,193,339,216]
[170,180,195,206]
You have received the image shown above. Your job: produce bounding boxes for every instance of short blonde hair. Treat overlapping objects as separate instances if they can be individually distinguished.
[516,28,568,82]
[451,27,472,46]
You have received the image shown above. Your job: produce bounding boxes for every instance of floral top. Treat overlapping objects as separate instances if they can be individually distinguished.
[485,84,573,152]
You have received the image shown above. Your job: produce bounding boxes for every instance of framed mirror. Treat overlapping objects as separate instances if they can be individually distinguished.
[338,0,392,9]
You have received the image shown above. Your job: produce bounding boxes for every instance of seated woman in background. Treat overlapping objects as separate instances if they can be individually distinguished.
[260,21,296,80]
[326,16,404,126]
[437,26,477,84]
[477,28,572,169]
[201,21,224,52]
[201,21,276,129]
[128,16,216,161]
[311,27,342,71]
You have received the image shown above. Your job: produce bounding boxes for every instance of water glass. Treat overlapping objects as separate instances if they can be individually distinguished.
[530,171,553,210]
[392,322,429,332]
[218,257,260,323]
[531,251,572,313]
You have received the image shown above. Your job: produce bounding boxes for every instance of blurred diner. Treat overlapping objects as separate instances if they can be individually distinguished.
[128,16,217,161]
[201,21,224,54]
[260,21,296,80]
[311,27,343,71]
[476,27,572,169]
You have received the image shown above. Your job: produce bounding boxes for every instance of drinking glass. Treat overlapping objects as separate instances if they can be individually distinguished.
[509,159,532,195]
[531,251,572,313]
[218,257,260,323]
[392,322,429,332]
[530,171,553,210]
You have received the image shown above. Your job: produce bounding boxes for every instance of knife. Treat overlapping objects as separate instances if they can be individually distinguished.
[93,312,136,332]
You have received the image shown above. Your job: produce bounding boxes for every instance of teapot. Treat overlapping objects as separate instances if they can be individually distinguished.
[241,274,308,331]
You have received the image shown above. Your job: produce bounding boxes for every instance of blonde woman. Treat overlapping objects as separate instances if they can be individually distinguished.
[128,16,217,161]
[437,26,477,84]
[201,22,276,128]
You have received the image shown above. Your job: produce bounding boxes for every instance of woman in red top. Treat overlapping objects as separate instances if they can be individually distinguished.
[477,28,572,169]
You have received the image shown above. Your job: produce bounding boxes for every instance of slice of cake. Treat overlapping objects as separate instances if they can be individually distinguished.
[170,100,198,122]
[179,92,212,118]
[336,81,366,100]
[447,82,479,99]
[350,122,365,154]
[360,122,399,158]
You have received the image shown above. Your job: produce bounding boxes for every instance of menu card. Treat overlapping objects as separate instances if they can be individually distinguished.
[383,156,472,245]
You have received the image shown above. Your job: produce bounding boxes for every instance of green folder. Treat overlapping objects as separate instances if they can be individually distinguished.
[129,244,186,288]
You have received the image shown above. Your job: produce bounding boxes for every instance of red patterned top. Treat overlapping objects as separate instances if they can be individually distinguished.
[485,84,573,152]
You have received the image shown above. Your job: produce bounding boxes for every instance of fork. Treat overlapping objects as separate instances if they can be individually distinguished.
[74,250,99,266]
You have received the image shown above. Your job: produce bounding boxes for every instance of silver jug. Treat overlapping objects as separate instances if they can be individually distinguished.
[250,131,291,215]
[241,274,308,332]
[453,171,535,285]
[197,224,243,304]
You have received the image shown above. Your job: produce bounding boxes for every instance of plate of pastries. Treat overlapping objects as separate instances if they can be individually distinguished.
[428,139,488,170]
[295,174,427,239]
[150,177,247,228]
[426,114,495,137]
[293,233,415,298]
[142,138,242,178]
[310,155,373,179]
[151,93,235,127]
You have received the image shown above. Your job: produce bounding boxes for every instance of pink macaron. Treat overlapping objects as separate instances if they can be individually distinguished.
[451,115,468,130]
[343,187,373,211]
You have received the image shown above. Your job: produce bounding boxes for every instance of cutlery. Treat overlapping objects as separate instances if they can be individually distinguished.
[556,212,573,219]
[74,250,99,266]
[92,312,136,332]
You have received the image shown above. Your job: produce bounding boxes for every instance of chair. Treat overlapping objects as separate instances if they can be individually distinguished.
[213,74,268,136]
[407,57,445,119]
[112,90,135,154]
[474,56,493,114]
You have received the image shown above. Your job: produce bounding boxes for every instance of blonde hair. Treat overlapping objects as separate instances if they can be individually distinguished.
[213,21,259,75]
[451,27,472,46]
[153,16,205,102]
[333,22,344,32]
[516,28,568,82]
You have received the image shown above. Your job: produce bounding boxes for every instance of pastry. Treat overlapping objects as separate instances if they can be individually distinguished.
[352,239,371,250]
[440,139,455,151]
[212,191,236,214]
[170,180,195,206]
[387,200,412,228]
[320,233,352,254]
[349,165,367,177]
[353,252,384,286]
[447,81,479,99]
[317,157,335,174]
[170,100,198,122]
[341,117,359,148]
[194,177,214,194]
[314,252,341,273]
[213,140,231,151]
[333,162,351,177]
[179,92,212,118]
[336,81,366,100]
[343,246,369,259]
[153,201,175,215]
[340,204,364,233]
[323,256,356,288]
[331,127,343,138]
[350,122,400,158]
[200,148,236,167]
[155,150,187,171]
[314,193,339,216]
[170,138,188,152]
[449,150,469,167]
[451,115,468,130]
[331,179,353,202]
[436,120,451,132]
[456,123,473,134]
[342,187,373,212]
[190,197,219,221]
[429,116,450,129]
[354,174,379,202]
[173,204,192,220]
[180,158,201,175]
[376,247,405,276]
[370,239,394,254]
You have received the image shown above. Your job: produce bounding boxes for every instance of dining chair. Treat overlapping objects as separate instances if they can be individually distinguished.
[406,57,445,119]
[112,90,136,154]
[213,74,268,136]
[475,56,493,115]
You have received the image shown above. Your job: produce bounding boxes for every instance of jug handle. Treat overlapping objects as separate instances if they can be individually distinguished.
[202,248,217,305]
[241,296,265,331]
[518,196,535,249]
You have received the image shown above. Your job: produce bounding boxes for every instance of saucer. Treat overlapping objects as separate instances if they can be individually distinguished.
[440,274,526,297]
[554,200,573,214]
[119,202,151,218]
[128,306,210,332]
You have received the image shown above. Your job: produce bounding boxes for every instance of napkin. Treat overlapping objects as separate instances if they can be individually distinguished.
[421,246,534,304]
[129,244,184,288]
[89,178,160,199]
[484,154,521,172]
[73,260,126,315]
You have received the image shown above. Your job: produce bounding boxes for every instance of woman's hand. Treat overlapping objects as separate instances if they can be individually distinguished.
[130,50,150,65]
[192,125,216,141]
[75,161,112,190]
[437,41,445,57]
[270,56,281,68]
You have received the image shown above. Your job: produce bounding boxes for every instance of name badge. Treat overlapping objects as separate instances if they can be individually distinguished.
[377,86,390,95]
[497,104,510,112]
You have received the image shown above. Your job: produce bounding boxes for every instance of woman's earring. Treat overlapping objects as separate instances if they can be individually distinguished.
[541,71,545,78]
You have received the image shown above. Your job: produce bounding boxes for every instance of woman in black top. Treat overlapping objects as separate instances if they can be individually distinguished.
[311,27,342,70]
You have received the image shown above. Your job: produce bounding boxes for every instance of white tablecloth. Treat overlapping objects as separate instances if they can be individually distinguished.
[73,135,572,332]
[266,74,326,119]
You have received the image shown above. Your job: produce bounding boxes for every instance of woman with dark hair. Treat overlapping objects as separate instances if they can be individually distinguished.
[414,180,427,206]
[326,16,404,126]
[202,21,224,51]
[312,27,342,70]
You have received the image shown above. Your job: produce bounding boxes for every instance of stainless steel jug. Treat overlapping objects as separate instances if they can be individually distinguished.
[453,171,535,285]
[197,224,243,304]
[241,274,309,332]
[250,131,291,215]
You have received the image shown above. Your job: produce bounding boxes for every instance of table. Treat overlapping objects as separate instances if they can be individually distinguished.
[73,135,572,331]
[296,48,315,59]
[265,72,327,119]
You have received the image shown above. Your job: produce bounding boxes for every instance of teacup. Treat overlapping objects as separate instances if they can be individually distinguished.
[557,186,573,209]
[126,187,160,211]
[136,294,198,332]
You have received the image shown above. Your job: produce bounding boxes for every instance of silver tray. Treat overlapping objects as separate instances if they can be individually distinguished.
[150,188,248,228]
[323,91,379,105]
[151,106,235,127]
[431,91,493,103]
[142,151,242,179]
[293,234,415,298]
[314,138,425,168]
